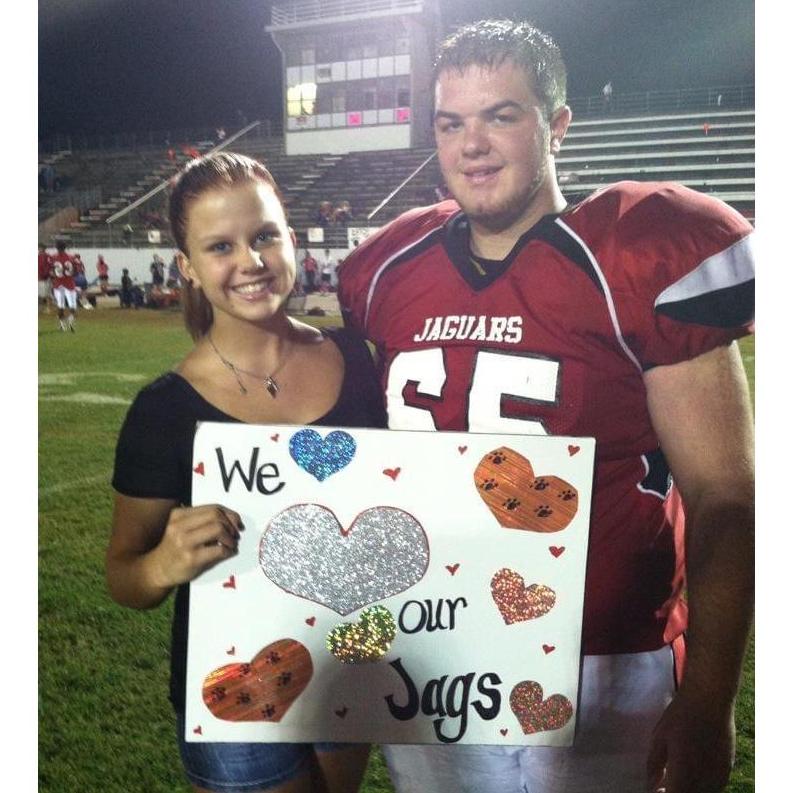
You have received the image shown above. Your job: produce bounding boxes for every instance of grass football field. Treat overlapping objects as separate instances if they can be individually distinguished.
[38,308,754,792]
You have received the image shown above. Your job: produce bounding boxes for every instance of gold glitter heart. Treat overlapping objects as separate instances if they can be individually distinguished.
[510,680,573,735]
[326,605,396,664]
[491,568,556,624]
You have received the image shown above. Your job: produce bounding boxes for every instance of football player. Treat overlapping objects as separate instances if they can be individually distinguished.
[49,239,79,331]
[338,19,754,793]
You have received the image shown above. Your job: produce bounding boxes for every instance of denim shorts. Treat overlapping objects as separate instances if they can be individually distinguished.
[176,712,347,792]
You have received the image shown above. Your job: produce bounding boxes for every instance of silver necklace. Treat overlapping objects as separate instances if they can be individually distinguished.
[207,333,292,397]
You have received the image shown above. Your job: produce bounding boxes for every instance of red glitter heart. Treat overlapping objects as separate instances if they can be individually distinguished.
[203,639,313,722]
[305,617,316,626]
[193,725,202,735]
[549,546,565,558]
[567,445,580,456]
[222,575,236,589]
[226,646,236,656]
[193,462,205,475]
[271,433,279,441]
[491,569,556,624]
[445,563,460,575]
[383,467,401,480]
[499,728,508,736]
[542,644,556,654]
[474,447,578,533]
[335,706,348,718]
[458,445,468,454]
[510,681,573,735]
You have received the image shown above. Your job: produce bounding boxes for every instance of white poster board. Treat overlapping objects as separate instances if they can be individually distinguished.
[185,424,594,746]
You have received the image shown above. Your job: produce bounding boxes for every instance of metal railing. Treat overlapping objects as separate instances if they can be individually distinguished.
[38,118,282,156]
[568,85,754,119]
[270,0,423,26]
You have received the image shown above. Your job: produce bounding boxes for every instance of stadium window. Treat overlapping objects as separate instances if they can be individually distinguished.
[332,90,346,113]
[316,85,332,114]
[378,81,395,109]
[316,65,332,82]
[346,83,363,111]
[397,87,410,106]
[286,83,317,117]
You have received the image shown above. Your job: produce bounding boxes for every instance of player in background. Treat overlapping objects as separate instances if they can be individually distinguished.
[338,19,754,793]
[38,243,53,312]
[49,239,80,332]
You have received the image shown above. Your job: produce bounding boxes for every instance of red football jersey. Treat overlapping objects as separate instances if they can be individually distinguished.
[38,251,52,281]
[338,181,754,655]
[49,252,78,289]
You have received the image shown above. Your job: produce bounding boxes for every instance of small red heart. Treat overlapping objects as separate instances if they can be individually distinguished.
[567,445,580,456]
[549,546,565,558]
[458,445,468,454]
[542,644,556,654]
[193,725,202,735]
[383,467,401,481]
[193,462,205,475]
[335,706,348,718]
[223,575,236,589]
[499,728,508,736]
[445,563,460,576]
[305,617,316,626]
[271,434,279,442]
[226,646,236,656]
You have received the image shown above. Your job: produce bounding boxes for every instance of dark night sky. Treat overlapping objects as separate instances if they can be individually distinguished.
[38,0,754,139]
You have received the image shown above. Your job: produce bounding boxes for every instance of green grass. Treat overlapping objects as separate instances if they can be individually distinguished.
[38,309,754,792]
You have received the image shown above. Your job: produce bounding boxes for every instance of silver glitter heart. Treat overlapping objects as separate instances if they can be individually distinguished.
[260,504,429,615]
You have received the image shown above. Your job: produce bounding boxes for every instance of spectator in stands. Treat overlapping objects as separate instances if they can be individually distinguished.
[215,127,227,143]
[97,255,110,293]
[302,249,318,293]
[122,223,134,245]
[39,243,53,312]
[433,183,450,202]
[167,147,177,162]
[315,200,334,227]
[333,200,353,224]
[602,80,613,110]
[150,254,165,286]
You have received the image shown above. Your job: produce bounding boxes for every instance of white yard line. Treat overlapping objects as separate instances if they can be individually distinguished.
[39,473,108,497]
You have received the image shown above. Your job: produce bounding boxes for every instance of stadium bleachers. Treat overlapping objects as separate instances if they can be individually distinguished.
[38,99,755,250]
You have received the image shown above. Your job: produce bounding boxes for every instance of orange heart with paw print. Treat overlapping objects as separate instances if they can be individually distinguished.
[474,447,578,533]
[202,638,312,722]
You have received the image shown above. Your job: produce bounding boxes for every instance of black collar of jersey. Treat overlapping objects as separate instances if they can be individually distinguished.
[443,211,563,291]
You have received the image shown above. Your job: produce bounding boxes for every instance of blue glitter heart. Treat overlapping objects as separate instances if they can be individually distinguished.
[288,429,356,482]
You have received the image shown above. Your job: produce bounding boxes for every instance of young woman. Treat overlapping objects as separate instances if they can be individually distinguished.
[106,153,385,793]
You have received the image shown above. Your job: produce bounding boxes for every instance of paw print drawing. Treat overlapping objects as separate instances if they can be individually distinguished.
[534,505,554,518]
[480,478,498,491]
[502,497,521,511]
[265,652,281,665]
[239,663,252,676]
[276,671,293,687]
[488,451,507,465]
[533,478,549,491]
[558,489,576,502]
[262,704,276,718]
[209,686,227,703]
[236,691,251,705]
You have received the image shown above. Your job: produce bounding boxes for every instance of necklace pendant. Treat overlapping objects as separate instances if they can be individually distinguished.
[263,376,279,398]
